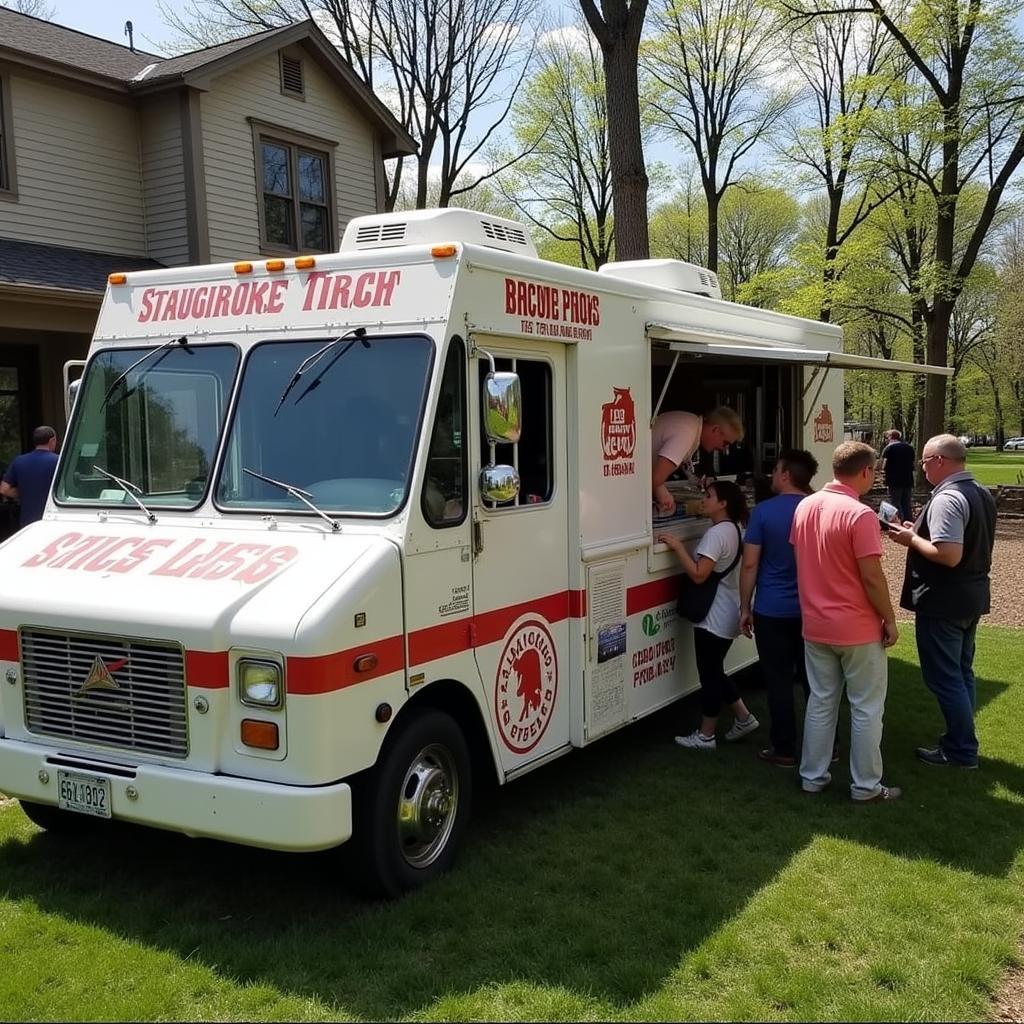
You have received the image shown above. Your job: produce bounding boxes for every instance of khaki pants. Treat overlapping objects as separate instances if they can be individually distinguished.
[800,640,889,800]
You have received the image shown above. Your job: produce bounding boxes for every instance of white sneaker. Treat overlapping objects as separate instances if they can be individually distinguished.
[675,730,717,751]
[724,714,760,742]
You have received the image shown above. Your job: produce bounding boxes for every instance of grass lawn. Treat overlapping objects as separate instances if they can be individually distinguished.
[2,627,1024,1021]
[965,450,1024,487]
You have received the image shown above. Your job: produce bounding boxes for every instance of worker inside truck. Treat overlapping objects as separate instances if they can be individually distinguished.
[649,345,802,528]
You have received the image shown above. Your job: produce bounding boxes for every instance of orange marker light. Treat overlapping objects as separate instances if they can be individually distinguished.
[354,653,379,674]
[241,719,279,750]
[294,256,317,270]
[265,259,286,272]
[108,273,127,285]
[234,261,254,274]
[431,244,458,258]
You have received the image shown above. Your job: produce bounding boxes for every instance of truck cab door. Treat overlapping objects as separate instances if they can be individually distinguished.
[469,342,572,775]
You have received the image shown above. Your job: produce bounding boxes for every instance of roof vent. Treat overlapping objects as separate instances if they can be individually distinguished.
[599,259,722,300]
[340,208,537,256]
[280,53,304,97]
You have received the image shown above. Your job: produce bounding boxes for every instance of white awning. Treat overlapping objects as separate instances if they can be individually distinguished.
[648,325,952,377]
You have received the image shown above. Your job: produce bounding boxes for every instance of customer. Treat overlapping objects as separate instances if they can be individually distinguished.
[658,480,758,750]
[879,428,915,524]
[887,434,996,769]
[651,406,743,516]
[0,426,59,527]
[791,441,901,802]
[738,449,818,767]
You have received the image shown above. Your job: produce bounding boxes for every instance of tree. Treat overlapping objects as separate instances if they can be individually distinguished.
[579,0,651,260]
[0,0,55,16]
[642,0,794,273]
[159,0,540,210]
[649,165,709,264]
[784,9,896,322]
[785,0,1024,444]
[499,24,615,269]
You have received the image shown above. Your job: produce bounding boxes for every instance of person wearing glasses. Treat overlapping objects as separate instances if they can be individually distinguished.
[651,406,743,517]
[886,434,996,769]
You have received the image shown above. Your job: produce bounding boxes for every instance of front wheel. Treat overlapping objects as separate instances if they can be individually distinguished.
[354,709,472,898]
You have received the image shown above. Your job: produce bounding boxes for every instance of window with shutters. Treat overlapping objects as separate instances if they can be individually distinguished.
[279,52,305,98]
[250,120,337,254]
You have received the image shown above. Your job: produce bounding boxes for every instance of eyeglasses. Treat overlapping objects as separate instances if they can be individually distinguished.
[921,454,942,466]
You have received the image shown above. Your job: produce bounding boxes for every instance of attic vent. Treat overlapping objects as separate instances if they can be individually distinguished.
[480,219,528,247]
[280,54,304,97]
[355,222,407,244]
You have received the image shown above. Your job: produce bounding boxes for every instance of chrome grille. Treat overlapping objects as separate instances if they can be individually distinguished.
[20,629,188,758]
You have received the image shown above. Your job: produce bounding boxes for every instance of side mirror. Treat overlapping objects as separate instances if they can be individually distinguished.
[480,464,520,504]
[63,359,86,422]
[483,370,522,444]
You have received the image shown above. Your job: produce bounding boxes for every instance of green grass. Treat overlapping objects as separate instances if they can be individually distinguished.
[2,627,1024,1021]
[965,450,1024,486]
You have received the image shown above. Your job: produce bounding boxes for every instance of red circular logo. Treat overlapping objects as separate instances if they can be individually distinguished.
[494,618,558,754]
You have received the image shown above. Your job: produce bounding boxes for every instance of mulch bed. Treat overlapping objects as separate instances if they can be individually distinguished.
[881,519,1024,629]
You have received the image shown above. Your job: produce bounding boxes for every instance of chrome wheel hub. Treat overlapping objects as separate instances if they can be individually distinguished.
[397,743,459,869]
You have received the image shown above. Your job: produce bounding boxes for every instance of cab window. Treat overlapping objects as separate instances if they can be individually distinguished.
[422,337,467,527]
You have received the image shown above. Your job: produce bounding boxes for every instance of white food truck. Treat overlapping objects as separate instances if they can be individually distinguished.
[0,209,948,895]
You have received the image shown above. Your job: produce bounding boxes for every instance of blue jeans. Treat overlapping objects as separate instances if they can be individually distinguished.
[888,485,913,524]
[915,615,980,765]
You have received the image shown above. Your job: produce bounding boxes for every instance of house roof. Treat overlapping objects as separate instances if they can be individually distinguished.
[0,7,159,83]
[0,237,163,295]
[0,9,416,157]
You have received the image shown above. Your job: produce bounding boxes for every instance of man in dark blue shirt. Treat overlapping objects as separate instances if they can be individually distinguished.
[880,429,916,524]
[739,449,818,766]
[1,426,59,527]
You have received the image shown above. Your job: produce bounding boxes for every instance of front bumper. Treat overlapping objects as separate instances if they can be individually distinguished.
[0,738,352,852]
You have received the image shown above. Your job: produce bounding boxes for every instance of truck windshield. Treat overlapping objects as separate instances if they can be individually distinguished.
[55,344,239,509]
[216,335,433,517]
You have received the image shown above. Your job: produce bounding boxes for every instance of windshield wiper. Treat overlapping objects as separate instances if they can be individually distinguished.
[92,465,157,523]
[273,327,368,416]
[242,467,340,532]
[100,335,192,410]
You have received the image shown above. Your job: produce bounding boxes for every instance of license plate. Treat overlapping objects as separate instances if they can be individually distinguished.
[56,770,111,819]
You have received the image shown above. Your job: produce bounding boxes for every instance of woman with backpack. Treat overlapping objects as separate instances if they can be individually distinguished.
[657,479,758,751]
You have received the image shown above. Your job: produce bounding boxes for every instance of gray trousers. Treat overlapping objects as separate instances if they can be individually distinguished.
[800,640,889,800]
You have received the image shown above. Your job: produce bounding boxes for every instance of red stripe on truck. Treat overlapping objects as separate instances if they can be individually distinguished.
[287,635,406,694]
[185,650,230,688]
[0,629,19,661]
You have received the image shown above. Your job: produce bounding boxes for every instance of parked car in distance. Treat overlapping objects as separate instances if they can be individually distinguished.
[1003,437,1024,451]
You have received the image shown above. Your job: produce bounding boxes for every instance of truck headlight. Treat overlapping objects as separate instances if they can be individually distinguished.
[237,659,283,708]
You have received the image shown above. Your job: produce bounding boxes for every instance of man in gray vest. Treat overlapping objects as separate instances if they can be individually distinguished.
[887,434,996,768]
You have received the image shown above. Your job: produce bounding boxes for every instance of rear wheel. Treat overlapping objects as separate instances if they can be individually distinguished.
[354,709,472,898]
[18,800,107,836]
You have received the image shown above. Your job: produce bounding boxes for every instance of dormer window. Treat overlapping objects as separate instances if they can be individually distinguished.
[280,53,304,98]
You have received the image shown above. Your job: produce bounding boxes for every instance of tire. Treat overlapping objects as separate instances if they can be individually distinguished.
[18,800,108,836]
[353,709,472,898]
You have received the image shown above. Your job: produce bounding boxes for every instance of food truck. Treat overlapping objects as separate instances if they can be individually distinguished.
[0,209,949,895]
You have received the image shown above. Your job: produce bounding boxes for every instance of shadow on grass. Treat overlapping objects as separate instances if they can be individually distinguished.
[1,651,1022,1017]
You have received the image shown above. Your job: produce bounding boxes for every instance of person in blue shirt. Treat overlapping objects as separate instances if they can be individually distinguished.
[738,449,819,767]
[1,426,59,527]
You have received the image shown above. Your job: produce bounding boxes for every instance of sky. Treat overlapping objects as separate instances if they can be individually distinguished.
[52,0,171,55]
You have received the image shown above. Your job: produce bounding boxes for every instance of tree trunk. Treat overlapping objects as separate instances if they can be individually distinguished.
[705,188,719,274]
[602,38,650,260]
[923,297,954,444]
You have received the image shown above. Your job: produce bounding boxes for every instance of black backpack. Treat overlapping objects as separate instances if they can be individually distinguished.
[676,522,742,623]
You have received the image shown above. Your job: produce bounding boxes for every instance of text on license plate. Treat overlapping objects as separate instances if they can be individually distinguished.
[57,770,111,819]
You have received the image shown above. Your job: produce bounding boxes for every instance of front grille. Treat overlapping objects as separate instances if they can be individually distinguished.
[20,629,188,758]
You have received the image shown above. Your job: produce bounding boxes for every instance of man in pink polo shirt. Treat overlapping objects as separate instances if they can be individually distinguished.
[790,441,901,802]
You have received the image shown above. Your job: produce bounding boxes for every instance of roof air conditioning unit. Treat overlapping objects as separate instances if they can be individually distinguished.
[599,259,721,300]
[340,208,537,257]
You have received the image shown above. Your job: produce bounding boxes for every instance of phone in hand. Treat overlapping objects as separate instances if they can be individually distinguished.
[878,500,899,531]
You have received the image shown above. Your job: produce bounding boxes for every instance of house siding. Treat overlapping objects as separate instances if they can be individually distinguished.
[201,50,379,262]
[0,73,145,255]
[140,93,190,266]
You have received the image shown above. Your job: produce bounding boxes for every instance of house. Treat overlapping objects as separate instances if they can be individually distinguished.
[0,8,415,473]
